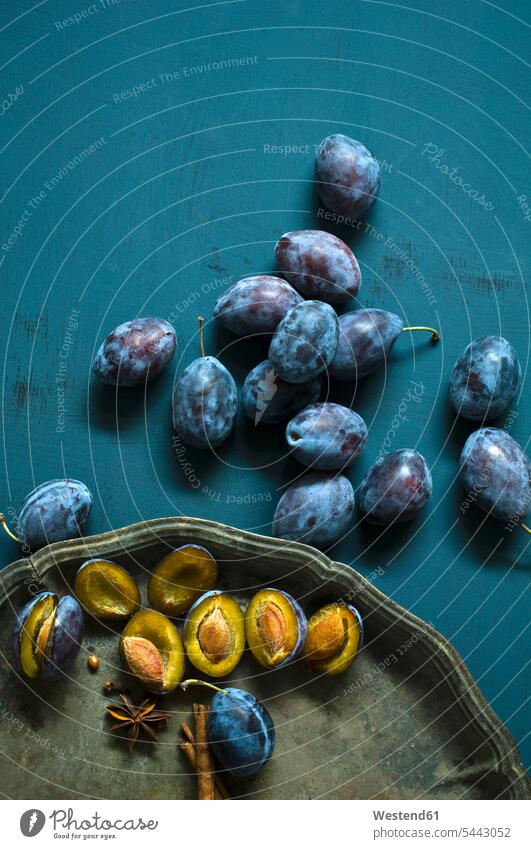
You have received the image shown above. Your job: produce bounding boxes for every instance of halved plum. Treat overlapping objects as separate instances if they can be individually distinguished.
[245,588,307,668]
[148,545,218,616]
[304,602,363,675]
[120,609,184,694]
[75,559,140,620]
[184,591,245,678]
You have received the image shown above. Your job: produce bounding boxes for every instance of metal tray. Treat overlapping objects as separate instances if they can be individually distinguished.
[0,517,529,800]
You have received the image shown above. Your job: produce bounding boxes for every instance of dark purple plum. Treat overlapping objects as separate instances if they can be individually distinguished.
[17,479,92,552]
[449,336,521,421]
[268,300,339,383]
[241,359,321,425]
[286,403,367,470]
[14,591,84,680]
[172,320,238,449]
[92,317,176,386]
[43,595,84,678]
[275,230,361,303]
[459,428,530,524]
[272,472,354,549]
[181,680,275,777]
[329,309,439,381]
[213,275,302,336]
[358,449,433,525]
[208,686,275,776]
[315,134,381,219]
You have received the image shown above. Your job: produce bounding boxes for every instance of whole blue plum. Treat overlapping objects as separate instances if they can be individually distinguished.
[358,450,433,524]
[286,403,367,470]
[330,310,403,380]
[92,317,176,386]
[275,230,361,303]
[449,336,521,421]
[17,479,93,552]
[207,687,276,777]
[14,591,84,680]
[172,356,238,449]
[268,300,339,383]
[272,472,354,549]
[214,276,302,336]
[315,134,381,219]
[241,360,322,425]
[329,309,438,380]
[459,428,530,524]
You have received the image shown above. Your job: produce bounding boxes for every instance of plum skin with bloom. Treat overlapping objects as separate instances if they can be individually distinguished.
[207,687,276,777]
[286,403,367,470]
[272,472,355,548]
[214,275,302,336]
[315,134,381,219]
[172,357,238,449]
[275,230,361,304]
[241,360,322,425]
[330,309,404,381]
[459,427,530,523]
[449,336,521,421]
[358,449,433,525]
[268,300,339,383]
[92,317,177,386]
[17,479,93,552]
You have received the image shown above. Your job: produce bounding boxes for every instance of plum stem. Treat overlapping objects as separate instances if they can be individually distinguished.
[198,316,205,357]
[521,523,531,535]
[180,678,227,695]
[402,326,440,343]
[0,513,19,542]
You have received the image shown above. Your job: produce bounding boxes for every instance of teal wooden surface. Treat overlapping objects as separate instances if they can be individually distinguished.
[1,0,529,776]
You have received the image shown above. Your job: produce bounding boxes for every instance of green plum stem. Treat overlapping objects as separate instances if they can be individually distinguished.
[0,513,19,542]
[521,523,531,535]
[180,678,227,695]
[402,326,440,343]
[198,316,205,357]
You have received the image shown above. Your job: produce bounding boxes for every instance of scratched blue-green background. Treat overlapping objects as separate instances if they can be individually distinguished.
[1,0,529,773]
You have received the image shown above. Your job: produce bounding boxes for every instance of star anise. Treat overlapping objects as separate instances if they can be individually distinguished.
[106,693,171,752]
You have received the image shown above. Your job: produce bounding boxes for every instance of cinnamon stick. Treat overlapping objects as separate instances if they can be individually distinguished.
[193,703,215,800]
[179,740,227,800]
[180,722,230,800]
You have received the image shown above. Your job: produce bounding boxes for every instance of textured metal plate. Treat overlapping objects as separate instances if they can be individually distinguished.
[0,518,529,800]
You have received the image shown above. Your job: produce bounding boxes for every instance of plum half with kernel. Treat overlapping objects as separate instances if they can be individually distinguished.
[183,590,245,678]
[120,609,185,694]
[304,602,364,676]
[245,588,307,669]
